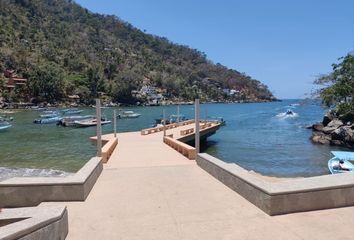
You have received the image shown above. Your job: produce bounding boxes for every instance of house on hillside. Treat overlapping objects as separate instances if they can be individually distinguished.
[3,70,27,90]
[132,85,165,105]
[223,88,239,95]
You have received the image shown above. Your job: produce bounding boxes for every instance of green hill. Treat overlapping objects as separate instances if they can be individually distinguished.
[0,0,276,105]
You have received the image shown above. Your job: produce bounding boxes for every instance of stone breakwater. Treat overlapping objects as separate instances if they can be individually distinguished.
[311,112,354,148]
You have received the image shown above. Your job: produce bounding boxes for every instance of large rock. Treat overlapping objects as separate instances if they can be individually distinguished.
[322,126,338,134]
[322,119,343,133]
[311,132,331,145]
[330,126,354,147]
[327,119,343,128]
[312,123,324,131]
[330,139,344,146]
[322,112,335,126]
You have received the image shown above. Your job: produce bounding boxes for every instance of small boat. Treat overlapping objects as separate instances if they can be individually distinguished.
[73,118,111,127]
[43,110,57,114]
[209,117,226,126]
[62,109,83,115]
[0,121,12,130]
[0,116,14,121]
[40,113,60,118]
[154,118,170,127]
[328,151,354,174]
[286,109,294,115]
[169,114,186,123]
[118,111,141,119]
[57,115,94,127]
[34,116,62,124]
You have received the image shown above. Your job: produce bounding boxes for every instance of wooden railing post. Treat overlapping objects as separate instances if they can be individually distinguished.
[113,109,117,138]
[195,99,200,154]
[96,99,102,157]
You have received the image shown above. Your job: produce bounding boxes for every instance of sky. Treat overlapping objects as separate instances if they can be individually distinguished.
[75,0,354,99]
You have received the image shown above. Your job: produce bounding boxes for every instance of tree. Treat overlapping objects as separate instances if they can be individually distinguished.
[315,53,354,114]
[28,63,65,103]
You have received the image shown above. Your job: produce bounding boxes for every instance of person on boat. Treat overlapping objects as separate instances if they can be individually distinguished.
[338,160,349,171]
[286,110,293,115]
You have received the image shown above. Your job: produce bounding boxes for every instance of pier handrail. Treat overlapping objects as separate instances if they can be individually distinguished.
[163,136,196,160]
[141,119,195,135]
[90,136,118,163]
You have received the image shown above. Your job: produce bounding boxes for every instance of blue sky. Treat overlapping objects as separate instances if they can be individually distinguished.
[75,0,354,99]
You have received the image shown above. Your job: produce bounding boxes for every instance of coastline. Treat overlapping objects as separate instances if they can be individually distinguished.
[0,98,280,110]
[311,111,354,149]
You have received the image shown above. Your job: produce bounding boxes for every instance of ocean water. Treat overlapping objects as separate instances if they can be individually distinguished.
[0,100,345,179]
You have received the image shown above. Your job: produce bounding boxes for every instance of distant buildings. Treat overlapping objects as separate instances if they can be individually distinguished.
[132,85,165,105]
[222,88,240,97]
[3,70,27,90]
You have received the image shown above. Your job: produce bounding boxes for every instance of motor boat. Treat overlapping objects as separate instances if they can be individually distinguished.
[34,116,62,124]
[57,115,94,127]
[0,120,12,130]
[118,111,141,119]
[328,151,354,174]
[286,109,294,115]
[62,108,83,115]
[73,118,112,127]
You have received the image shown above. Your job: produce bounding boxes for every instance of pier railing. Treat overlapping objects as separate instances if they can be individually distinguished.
[141,120,195,135]
[163,136,196,160]
[90,136,118,163]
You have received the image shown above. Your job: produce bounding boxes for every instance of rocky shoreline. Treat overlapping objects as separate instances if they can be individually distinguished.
[311,111,354,149]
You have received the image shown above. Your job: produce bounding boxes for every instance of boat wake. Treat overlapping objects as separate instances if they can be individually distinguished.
[276,111,298,119]
[0,167,73,181]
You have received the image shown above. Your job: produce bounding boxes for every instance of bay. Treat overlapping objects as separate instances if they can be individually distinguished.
[0,100,344,178]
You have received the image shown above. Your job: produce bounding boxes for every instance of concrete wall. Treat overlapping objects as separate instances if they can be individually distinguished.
[197,153,354,215]
[0,157,102,208]
[0,205,68,240]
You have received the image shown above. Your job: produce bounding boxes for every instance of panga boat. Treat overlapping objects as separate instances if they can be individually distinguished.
[118,111,141,119]
[0,121,12,130]
[34,116,62,124]
[328,151,354,174]
[170,114,186,123]
[62,108,83,115]
[73,118,111,127]
[57,115,94,127]
[39,112,60,118]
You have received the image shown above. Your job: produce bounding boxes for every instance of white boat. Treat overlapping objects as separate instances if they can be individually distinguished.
[34,116,62,124]
[0,121,12,130]
[73,118,112,127]
[62,108,83,115]
[118,111,141,119]
[328,151,354,174]
[40,112,60,118]
[57,115,94,127]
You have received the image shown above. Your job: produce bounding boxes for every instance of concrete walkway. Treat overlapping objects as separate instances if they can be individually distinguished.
[60,129,354,240]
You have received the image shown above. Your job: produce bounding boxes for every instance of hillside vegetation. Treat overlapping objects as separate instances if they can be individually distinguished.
[0,0,275,104]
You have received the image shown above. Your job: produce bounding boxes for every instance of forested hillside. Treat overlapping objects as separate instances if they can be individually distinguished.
[0,0,276,104]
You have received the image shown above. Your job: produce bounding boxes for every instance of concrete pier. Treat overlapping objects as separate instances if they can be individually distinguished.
[53,122,354,240]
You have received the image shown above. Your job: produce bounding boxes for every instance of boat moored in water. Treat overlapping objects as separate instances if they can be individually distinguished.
[62,108,83,115]
[39,112,60,118]
[328,151,354,174]
[0,121,12,131]
[34,116,62,124]
[118,111,141,119]
[73,118,112,127]
[57,115,94,127]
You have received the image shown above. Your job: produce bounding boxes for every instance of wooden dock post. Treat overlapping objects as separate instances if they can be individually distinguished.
[163,109,166,137]
[195,99,200,154]
[113,109,117,138]
[177,105,180,123]
[96,99,102,157]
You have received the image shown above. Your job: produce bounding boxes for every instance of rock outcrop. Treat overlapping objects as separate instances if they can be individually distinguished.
[311,112,354,148]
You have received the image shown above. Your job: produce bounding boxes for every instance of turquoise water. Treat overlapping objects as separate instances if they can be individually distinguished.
[0,100,344,178]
